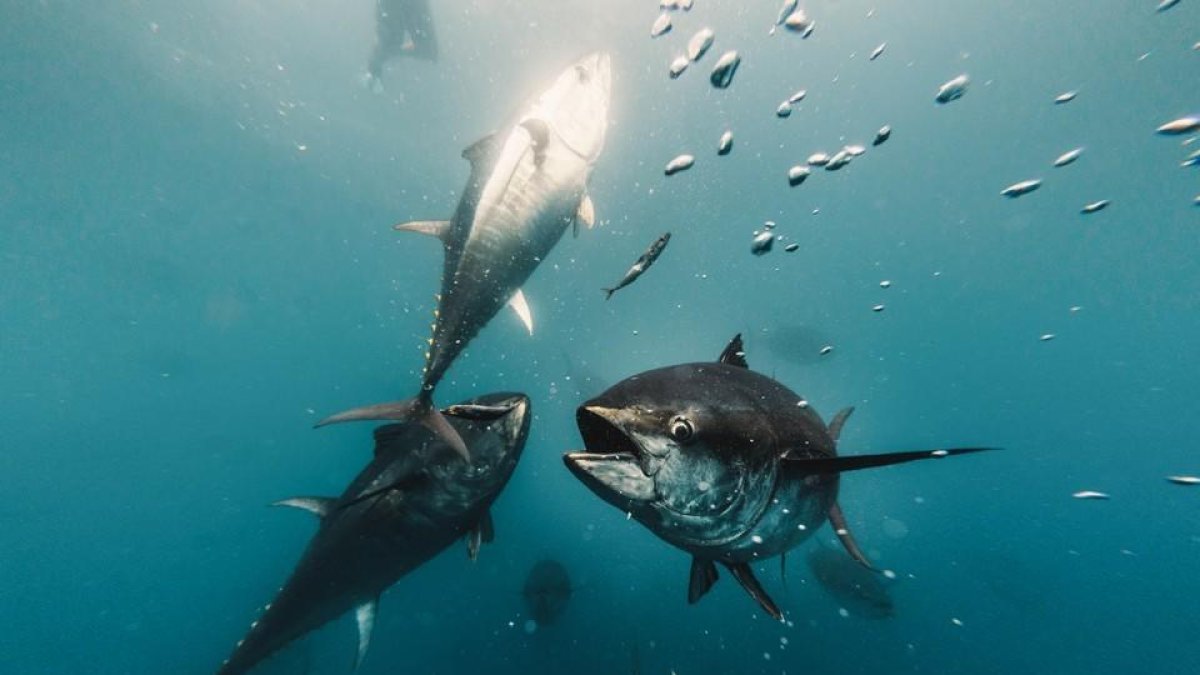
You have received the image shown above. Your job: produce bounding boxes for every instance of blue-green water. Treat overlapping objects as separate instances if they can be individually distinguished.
[2,1,1198,673]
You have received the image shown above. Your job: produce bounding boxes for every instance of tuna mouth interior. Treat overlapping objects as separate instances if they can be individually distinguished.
[575,406,642,462]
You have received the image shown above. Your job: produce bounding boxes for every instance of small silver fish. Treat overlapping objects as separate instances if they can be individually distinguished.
[788,89,807,104]
[1039,333,1056,341]
[717,130,733,156]
[873,125,891,146]
[1054,90,1078,104]
[819,345,834,355]
[651,14,672,38]
[1053,147,1084,167]
[710,51,741,89]
[807,152,831,166]
[844,144,867,157]
[776,102,793,118]
[1182,148,1200,167]
[751,231,775,255]
[1156,116,1200,135]
[1157,0,1181,12]
[787,165,811,186]
[1166,475,1200,485]
[1080,200,1110,214]
[784,243,800,252]
[1001,179,1042,198]
[936,74,970,104]
[869,43,886,61]
[1072,490,1110,500]
[664,154,695,176]
[669,56,689,79]
[687,28,715,61]
[603,232,671,300]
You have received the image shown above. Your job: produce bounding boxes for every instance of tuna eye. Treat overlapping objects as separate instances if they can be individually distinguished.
[669,416,695,443]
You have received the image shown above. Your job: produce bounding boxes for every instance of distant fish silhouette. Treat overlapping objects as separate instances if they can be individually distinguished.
[365,0,438,88]
[522,559,573,627]
[805,546,895,619]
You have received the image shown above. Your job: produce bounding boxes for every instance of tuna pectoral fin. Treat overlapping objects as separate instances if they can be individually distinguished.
[508,288,534,335]
[577,193,596,230]
[520,118,550,167]
[316,398,471,462]
[353,599,377,671]
[827,407,855,443]
[465,510,495,562]
[272,496,335,518]
[783,447,996,475]
[725,562,784,621]
[828,501,874,569]
[394,219,451,242]
[688,557,719,604]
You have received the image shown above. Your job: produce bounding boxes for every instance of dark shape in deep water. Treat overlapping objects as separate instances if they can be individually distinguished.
[760,324,836,366]
[604,232,671,300]
[522,559,572,626]
[366,0,437,87]
[806,546,895,619]
[317,54,611,460]
[563,334,994,620]
[216,392,531,675]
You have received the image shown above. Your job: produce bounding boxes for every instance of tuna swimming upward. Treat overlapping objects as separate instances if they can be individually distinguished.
[318,53,612,460]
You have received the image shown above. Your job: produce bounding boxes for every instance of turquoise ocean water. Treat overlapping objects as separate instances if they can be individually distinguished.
[2,1,1198,673]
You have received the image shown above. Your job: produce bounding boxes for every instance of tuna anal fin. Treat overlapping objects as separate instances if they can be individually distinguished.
[725,562,783,621]
[688,557,719,604]
[394,220,451,242]
[828,501,874,569]
[718,333,749,368]
[783,447,995,475]
[272,496,335,518]
[827,407,855,443]
[353,598,377,670]
[508,288,534,336]
[316,397,471,462]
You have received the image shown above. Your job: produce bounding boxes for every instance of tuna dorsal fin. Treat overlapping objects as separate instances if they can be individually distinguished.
[783,447,996,476]
[687,557,719,604]
[508,288,534,335]
[827,407,855,443]
[828,501,874,569]
[272,496,335,518]
[353,598,377,670]
[520,118,550,167]
[724,562,783,621]
[394,220,451,242]
[462,132,499,166]
[718,333,749,368]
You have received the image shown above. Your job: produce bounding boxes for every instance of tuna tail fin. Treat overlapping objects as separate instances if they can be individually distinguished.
[315,395,471,462]
[782,447,996,475]
[602,287,616,300]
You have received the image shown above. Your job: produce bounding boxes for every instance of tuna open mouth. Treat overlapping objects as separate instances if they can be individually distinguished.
[575,405,642,460]
[563,406,656,505]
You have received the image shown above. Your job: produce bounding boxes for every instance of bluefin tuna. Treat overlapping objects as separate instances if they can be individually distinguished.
[217,393,531,675]
[563,335,991,619]
[318,54,611,460]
